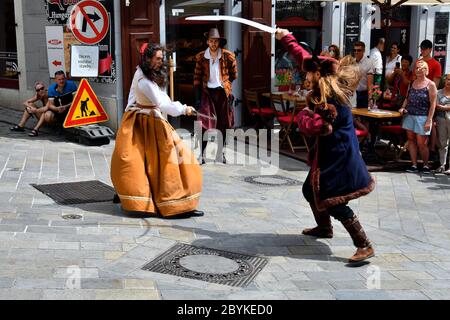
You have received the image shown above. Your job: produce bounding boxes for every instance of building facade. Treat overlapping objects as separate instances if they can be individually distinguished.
[1,0,449,131]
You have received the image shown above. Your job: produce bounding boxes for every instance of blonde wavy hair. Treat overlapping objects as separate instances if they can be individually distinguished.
[312,55,362,107]
[415,60,429,76]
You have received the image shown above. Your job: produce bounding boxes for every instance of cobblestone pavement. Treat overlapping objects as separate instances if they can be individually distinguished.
[1,106,450,300]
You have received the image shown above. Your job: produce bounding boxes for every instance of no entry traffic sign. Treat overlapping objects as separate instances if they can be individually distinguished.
[69,0,109,45]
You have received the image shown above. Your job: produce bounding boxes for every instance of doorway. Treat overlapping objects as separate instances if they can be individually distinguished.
[120,0,160,102]
[165,0,225,129]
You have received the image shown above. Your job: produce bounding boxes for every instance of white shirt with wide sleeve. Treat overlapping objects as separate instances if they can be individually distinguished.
[127,67,187,117]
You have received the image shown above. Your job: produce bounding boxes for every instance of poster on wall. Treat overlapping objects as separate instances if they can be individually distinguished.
[45,26,66,78]
[44,0,115,83]
[70,45,99,77]
[63,25,81,75]
[89,0,116,83]
[45,0,81,25]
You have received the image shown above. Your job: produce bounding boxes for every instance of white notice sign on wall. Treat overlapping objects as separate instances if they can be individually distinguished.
[45,26,66,78]
[70,45,99,77]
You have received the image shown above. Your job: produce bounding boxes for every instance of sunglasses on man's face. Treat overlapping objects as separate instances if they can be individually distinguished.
[35,87,45,92]
[353,49,363,52]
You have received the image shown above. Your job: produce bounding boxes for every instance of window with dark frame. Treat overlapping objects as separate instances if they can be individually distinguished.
[0,0,18,89]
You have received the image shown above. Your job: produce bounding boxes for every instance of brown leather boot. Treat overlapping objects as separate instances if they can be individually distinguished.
[341,215,375,263]
[302,204,333,238]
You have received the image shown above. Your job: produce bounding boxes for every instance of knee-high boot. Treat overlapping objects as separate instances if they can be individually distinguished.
[341,215,375,262]
[302,204,333,238]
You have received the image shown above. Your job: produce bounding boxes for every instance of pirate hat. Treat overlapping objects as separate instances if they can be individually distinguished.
[302,55,338,77]
[204,28,227,47]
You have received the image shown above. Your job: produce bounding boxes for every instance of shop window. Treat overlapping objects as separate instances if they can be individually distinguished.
[370,6,411,55]
[0,0,18,89]
[276,0,321,22]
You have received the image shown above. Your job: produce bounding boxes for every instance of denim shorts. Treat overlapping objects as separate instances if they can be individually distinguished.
[402,115,431,136]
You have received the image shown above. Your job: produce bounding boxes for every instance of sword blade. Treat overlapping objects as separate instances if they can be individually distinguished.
[194,110,217,120]
[186,15,276,34]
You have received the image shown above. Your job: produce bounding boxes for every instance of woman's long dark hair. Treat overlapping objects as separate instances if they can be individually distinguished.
[139,43,168,88]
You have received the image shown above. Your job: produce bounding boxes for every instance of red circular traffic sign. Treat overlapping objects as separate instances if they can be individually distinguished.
[69,0,109,45]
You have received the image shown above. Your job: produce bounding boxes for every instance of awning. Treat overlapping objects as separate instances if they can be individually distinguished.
[340,0,449,5]
[279,0,450,6]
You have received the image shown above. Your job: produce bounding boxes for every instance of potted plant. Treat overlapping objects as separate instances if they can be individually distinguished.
[275,69,293,92]
[370,85,383,110]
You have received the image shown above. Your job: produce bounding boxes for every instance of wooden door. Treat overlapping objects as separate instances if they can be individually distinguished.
[121,0,160,102]
[242,0,272,124]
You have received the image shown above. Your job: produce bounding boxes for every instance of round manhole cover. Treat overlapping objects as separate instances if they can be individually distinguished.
[179,254,240,274]
[253,177,287,185]
[244,175,301,186]
[62,214,83,220]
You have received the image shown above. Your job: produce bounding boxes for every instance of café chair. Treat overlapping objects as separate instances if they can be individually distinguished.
[270,94,309,153]
[244,89,275,129]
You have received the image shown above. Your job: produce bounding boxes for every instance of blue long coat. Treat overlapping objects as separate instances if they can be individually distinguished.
[297,100,375,211]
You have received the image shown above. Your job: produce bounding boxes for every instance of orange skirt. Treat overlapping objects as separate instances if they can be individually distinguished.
[110,110,202,217]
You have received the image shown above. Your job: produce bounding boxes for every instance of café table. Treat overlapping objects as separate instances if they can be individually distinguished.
[262,92,307,104]
[352,107,403,164]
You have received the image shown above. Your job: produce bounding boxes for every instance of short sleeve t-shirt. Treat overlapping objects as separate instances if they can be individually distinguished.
[357,56,374,92]
[48,80,78,106]
[421,58,442,82]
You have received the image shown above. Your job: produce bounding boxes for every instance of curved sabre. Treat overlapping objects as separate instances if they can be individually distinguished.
[193,110,217,120]
[186,15,276,34]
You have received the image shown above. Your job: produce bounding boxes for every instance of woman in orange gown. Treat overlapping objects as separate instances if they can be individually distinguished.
[111,43,203,218]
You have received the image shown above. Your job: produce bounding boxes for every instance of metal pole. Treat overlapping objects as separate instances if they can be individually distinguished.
[169,57,174,101]
[114,0,124,125]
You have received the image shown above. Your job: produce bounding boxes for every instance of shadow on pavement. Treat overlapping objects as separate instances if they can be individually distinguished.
[418,174,450,190]
[0,119,66,143]
[60,202,368,266]
[154,224,353,264]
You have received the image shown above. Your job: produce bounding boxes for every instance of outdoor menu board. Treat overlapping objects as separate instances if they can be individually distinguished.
[344,3,361,56]
[434,12,449,73]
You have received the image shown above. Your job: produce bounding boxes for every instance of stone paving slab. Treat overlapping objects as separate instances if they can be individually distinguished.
[2,106,450,299]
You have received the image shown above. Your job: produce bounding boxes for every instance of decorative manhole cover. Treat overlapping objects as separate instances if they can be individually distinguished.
[142,243,268,287]
[62,214,83,220]
[244,175,301,186]
[179,255,240,274]
[31,180,115,205]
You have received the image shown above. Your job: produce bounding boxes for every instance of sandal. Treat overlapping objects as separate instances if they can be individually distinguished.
[28,129,38,137]
[444,169,450,176]
[10,125,25,132]
[434,166,445,174]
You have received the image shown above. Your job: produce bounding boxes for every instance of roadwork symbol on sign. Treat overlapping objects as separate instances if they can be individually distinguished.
[69,0,109,45]
[64,79,108,128]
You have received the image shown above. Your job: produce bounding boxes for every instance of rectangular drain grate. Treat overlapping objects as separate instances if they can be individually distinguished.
[31,180,115,205]
[142,243,268,287]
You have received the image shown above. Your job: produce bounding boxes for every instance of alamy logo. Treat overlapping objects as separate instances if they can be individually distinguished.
[366,265,381,289]
[65,265,81,289]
